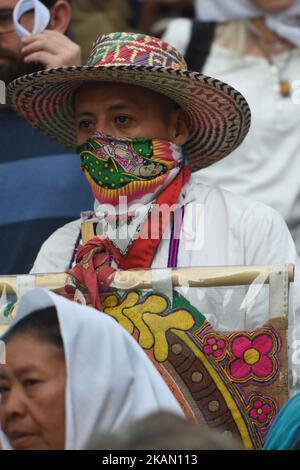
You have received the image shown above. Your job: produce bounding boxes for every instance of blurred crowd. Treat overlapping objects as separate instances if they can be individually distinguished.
[72,1,195,61]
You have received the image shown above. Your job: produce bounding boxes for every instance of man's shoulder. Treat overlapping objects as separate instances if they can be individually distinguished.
[185,175,290,243]
[31,218,82,274]
[183,176,297,266]
[186,175,278,218]
[35,218,83,253]
[49,218,83,237]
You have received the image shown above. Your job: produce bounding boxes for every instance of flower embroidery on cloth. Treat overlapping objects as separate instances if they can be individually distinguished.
[248,396,276,427]
[228,332,278,382]
[203,334,227,360]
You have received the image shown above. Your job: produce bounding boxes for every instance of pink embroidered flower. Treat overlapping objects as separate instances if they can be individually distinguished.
[250,399,273,425]
[204,336,226,359]
[229,333,276,381]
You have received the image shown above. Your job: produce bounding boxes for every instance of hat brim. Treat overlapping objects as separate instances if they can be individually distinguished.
[7,65,251,171]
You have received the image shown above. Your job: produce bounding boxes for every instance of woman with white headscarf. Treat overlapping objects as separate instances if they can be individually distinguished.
[0,289,183,450]
[163,0,300,254]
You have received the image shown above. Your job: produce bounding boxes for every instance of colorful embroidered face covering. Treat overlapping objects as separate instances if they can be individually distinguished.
[79,132,183,205]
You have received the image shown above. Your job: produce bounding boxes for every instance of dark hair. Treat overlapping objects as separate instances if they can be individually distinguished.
[99,412,244,450]
[41,0,72,8]
[2,307,64,352]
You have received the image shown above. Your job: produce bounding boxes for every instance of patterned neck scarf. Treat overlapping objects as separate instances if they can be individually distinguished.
[79,132,183,206]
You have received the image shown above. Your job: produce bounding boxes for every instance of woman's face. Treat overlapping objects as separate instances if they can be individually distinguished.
[250,0,295,14]
[0,334,66,450]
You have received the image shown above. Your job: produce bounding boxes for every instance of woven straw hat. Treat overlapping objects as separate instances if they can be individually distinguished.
[7,32,251,171]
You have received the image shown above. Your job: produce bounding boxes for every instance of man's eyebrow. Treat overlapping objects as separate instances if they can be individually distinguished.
[76,104,133,117]
[107,103,132,112]
[75,112,95,118]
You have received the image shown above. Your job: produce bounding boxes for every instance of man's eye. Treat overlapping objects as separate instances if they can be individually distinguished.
[23,379,40,388]
[78,120,94,130]
[115,115,131,125]
[0,386,9,395]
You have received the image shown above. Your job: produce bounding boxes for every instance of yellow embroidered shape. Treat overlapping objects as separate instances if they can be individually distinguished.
[102,292,195,362]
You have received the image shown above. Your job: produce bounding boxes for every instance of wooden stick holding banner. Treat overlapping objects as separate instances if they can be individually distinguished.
[0,264,295,295]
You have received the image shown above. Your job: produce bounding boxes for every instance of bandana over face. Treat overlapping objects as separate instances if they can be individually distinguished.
[79,132,183,206]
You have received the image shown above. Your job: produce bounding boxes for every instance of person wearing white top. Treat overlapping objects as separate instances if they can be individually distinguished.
[163,0,300,254]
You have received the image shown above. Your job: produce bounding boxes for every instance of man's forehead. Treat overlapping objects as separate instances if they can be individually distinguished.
[75,82,154,110]
[75,81,161,101]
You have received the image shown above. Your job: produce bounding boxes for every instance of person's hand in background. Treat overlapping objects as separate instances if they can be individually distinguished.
[21,29,82,68]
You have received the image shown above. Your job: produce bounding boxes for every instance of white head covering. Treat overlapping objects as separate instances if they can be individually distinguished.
[195,0,300,47]
[0,289,183,450]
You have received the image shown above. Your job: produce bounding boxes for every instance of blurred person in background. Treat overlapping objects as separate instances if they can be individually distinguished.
[100,411,243,450]
[138,0,193,36]
[164,0,300,255]
[72,0,134,63]
[0,0,93,275]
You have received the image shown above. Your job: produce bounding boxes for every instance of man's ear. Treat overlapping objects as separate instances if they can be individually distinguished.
[48,0,72,34]
[170,109,190,146]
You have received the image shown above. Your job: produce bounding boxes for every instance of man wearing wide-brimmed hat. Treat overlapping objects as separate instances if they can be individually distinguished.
[7,32,300,393]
